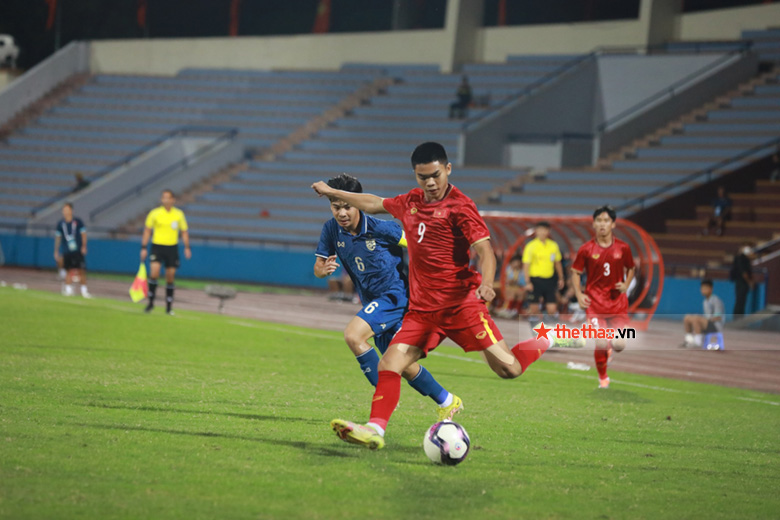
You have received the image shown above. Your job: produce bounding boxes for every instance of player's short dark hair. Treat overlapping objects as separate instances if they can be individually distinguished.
[593,205,616,221]
[510,255,523,263]
[326,173,363,194]
[536,221,551,229]
[411,142,449,168]
[701,279,714,288]
[63,202,73,209]
[162,189,175,198]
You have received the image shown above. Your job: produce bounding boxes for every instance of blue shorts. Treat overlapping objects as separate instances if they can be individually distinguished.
[356,291,407,355]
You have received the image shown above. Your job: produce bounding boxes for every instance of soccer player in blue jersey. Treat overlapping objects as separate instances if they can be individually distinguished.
[314,174,462,422]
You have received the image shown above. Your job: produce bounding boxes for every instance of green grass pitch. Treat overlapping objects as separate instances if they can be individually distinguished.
[1,288,778,519]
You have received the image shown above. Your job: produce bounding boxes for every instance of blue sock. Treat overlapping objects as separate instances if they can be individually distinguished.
[408,366,449,405]
[356,348,380,386]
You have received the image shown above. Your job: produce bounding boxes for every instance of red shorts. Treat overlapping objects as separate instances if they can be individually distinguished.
[586,311,630,330]
[390,301,504,356]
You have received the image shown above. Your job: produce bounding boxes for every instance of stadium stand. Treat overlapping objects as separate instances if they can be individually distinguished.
[0,68,384,226]
[486,65,780,216]
[170,58,580,245]
[741,28,780,63]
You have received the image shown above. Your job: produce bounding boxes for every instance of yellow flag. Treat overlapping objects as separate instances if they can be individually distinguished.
[129,263,148,303]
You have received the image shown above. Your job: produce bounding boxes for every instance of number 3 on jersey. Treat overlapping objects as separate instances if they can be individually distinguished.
[603,262,610,276]
[417,222,426,243]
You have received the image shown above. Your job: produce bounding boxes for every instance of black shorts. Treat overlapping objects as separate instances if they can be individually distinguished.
[528,276,557,304]
[150,244,180,268]
[63,251,85,270]
[704,320,720,334]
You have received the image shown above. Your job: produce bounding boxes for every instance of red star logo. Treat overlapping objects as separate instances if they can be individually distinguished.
[533,322,552,341]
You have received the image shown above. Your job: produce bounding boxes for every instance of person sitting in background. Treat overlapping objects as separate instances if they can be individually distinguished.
[682,279,724,348]
[328,270,359,304]
[704,186,731,236]
[495,255,526,318]
[449,75,472,119]
[72,173,90,193]
[730,243,753,317]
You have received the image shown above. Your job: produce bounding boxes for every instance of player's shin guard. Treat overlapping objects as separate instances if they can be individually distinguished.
[368,370,402,431]
[407,366,448,405]
[511,338,550,373]
[166,284,175,312]
[594,347,610,380]
[356,348,380,386]
[148,279,158,304]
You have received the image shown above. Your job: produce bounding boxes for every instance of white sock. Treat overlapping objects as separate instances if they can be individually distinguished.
[65,284,73,293]
[694,334,703,346]
[684,333,693,345]
[59,269,66,278]
[81,285,89,295]
[439,393,453,408]
[366,422,385,437]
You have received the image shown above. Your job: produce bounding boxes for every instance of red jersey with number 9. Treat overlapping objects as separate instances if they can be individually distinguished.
[383,185,491,312]
[571,238,635,315]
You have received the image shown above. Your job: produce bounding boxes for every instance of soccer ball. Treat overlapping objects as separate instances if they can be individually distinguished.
[423,420,470,465]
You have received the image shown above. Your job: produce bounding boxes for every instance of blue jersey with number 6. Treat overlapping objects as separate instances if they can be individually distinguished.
[315,212,407,306]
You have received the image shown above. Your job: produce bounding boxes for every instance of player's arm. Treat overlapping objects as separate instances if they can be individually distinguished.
[140,227,152,261]
[570,268,591,309]
[181,230,191,260]
[555,260,564,289]
[313,255,340,278]
[471,239,497,302]
[80,228,87,255]
[53,234,61,261]
[311,181,387,214]
[615,267,635,294]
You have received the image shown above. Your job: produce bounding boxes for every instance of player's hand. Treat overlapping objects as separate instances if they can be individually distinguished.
[311,181,332,197]
[614,281,628,293]
[323,255,340,276]
[54,252,60,261]
[475,284,495,302]
[81,246,87,255]
[525,281,533,293]
[557,278,565,290]
[184,247,192,260]
[576,293,591,309]
[140,248,147,261]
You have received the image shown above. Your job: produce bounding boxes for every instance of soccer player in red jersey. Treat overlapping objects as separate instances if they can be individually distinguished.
[312,142,576,450]
[571,206,636,389]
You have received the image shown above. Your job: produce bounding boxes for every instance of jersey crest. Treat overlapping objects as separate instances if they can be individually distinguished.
[410,207,418,215]
[366,238,376,251]
[592,253,600,259]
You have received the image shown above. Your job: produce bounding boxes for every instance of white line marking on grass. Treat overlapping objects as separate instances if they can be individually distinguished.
[429,351,780,405]
[226,320,339,341]
[735,397,780,406]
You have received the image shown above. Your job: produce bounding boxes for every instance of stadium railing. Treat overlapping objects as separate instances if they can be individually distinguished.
[462,40,753,134]
[87,126,239,223]
[616,135,780,214]
[29,126,238,218]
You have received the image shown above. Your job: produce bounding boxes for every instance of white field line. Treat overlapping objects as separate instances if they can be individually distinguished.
[226,319,339,341]
[428,351,780,405]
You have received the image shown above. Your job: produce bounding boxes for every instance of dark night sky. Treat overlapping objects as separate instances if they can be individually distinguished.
[0,0,768,70]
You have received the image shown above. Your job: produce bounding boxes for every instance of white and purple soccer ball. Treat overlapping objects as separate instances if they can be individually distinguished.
[423,420,470,465]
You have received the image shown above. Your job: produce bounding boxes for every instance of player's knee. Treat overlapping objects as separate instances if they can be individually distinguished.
[494,364,522,379]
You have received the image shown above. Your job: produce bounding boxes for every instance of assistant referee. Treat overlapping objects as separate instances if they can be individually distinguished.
[522,221,564,323]
[140,189,191,315]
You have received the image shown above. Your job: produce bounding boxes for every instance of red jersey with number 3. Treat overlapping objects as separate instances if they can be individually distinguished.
[383,184,491,312]
[571,238,634,315]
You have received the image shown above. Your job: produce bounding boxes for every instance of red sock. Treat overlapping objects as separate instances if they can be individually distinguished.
[511,338,550,373]
[594,347,609,379]
[368,370,402,431]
